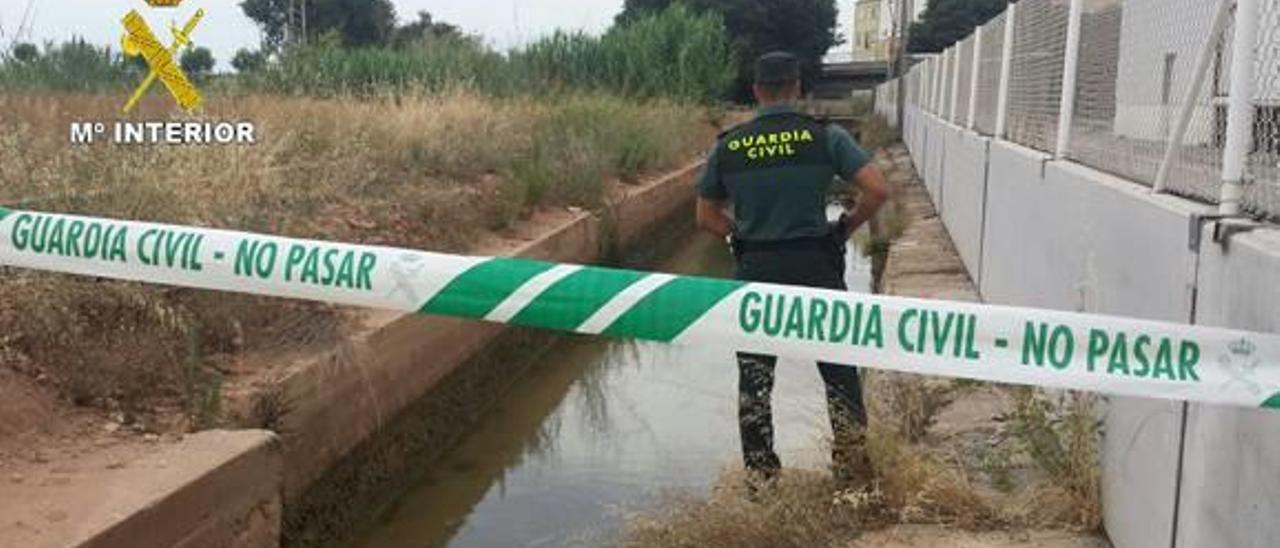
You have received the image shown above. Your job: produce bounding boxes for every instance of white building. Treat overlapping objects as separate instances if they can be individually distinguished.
[1113,0,1280,145]
[851,0,926,62]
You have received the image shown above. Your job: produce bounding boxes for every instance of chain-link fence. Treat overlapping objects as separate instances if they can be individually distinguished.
[1243,0,1280,221]
[883,0,1280,220]
[955,36,976,126]
[974,12,1007,136]
[1005,0,1070,152]
[1067,0,1228,203]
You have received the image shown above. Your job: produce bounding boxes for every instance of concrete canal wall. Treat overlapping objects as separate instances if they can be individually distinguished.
[901,106,1280,548]
[51,161,707,548]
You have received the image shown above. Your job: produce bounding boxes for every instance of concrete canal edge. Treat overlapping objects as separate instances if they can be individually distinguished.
[47,161,705,548]
[2,430,282,548]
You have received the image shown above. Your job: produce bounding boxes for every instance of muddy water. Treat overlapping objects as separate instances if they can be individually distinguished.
[353,226,872,548]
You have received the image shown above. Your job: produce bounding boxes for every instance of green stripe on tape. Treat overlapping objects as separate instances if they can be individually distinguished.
[420,258,555,319]
[0,206,10,222]
[509,266,647,332]
[603,277,744,343]
[1264,393,1280,410]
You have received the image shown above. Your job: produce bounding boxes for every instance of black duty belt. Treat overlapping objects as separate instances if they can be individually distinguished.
[732,235,841,255]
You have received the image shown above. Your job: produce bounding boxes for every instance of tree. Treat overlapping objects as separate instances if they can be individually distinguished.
[180,47,216,77]
[616,0,841,100]
[615,0,674,24]
[11,42,39,63]
[231,48,266,72]
[309,0,396,47]
[239,0,397,50]
[907,0,1007,53]
[392,11,460,47]
[240,0,290,51]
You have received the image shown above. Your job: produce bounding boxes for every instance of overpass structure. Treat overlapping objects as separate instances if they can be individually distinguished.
[811,59,892,98]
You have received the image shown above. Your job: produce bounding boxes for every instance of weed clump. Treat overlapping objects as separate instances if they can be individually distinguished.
[623,468,886,548]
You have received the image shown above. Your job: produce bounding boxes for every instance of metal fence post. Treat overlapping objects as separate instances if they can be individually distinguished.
[1153,0,1234,194]
[941,52,950,115]
[1220,0,1261,215]
[950,45,963,124]
[995,1,1017,139]
[938,49,946,118]
[968,27,983,130]
[934,55,945,114]
[924,59,932,113]
[1054,0,1085,158]
[936,51,944,116]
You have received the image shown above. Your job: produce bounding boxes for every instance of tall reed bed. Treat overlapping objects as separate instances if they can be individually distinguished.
[254,5,735,102]
[1,6,736,103]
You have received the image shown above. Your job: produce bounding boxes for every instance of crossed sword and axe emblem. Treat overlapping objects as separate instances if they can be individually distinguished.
[120,8,206,113]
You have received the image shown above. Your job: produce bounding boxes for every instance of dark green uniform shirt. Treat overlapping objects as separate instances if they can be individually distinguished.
[697,104,872,242]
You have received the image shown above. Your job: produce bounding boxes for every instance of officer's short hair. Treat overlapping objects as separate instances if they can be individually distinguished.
[754,51,801,89]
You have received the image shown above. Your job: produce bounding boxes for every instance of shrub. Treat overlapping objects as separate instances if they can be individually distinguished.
[0,39,135,92]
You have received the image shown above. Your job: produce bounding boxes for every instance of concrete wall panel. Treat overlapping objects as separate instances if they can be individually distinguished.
[910,111,1279,548]
[939,130,989,280]
[925,122,947,203]
[1054,161,1206,320]
[978,141,1084,309]
[1055,162,1210,548]
[1180,228,1280,548]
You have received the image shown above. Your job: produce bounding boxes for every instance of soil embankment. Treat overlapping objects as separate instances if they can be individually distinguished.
[1,142,714,548]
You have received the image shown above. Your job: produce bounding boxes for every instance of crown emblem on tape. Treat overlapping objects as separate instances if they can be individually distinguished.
[1229,338,1256,357]
[145,0,184,7]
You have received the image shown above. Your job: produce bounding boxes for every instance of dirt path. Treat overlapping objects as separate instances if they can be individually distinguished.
[868,144,1109,547]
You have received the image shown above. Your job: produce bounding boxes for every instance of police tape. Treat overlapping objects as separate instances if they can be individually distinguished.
[1,205,1278,410]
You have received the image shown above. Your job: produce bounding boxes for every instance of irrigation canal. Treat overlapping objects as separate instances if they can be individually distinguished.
[352,216,873,547]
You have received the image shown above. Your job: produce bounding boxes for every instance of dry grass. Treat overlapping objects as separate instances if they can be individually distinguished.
[1004,390,1103,530]
[621,384,1102,547]
[865,425,993,527]
[623,468,886,548]
[622,427,995,548]
[874,373,954,443]
[0,90,714,429]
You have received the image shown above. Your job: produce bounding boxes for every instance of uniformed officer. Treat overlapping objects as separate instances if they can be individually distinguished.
[696,51,890,487]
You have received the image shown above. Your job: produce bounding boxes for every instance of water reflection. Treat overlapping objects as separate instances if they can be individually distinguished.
[353,228,872,548]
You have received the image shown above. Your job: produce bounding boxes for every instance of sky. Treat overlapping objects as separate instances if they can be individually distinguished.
[0,0,859,70]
